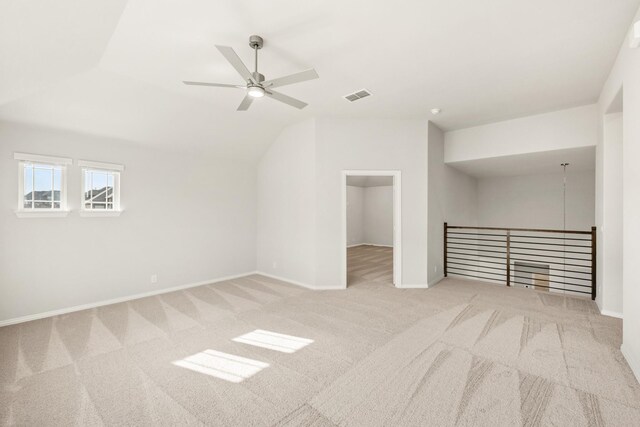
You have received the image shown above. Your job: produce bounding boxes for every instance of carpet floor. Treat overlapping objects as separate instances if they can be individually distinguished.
[1,273,639,425]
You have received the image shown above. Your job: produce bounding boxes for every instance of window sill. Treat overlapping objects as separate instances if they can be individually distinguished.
[15,210,70,218]
[79,210,123,217]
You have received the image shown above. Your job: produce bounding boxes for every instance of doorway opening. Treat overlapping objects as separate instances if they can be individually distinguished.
[341,170,401,288]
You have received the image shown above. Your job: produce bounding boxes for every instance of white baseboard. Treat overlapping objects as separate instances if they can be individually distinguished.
[347,243,393,248]
[255,271,345,291]
[396,283,429,289]
[600,309,623,319]
[0,271,256,327]
[428,275,445,287]
[255,271,315,290]
[621,344,640,383]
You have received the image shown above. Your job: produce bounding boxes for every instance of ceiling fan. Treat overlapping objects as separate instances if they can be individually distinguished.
[183,35,318,111]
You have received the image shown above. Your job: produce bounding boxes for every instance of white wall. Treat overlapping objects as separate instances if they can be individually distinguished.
[315,118,428,288]
[256,119,316,286]
[445,104,598,163]
[346,185,364,246]
[347,185,393,247]
[597,7,640,381]
[596,112,623,316]
[363,186,393,246]
[0,121,257,322]
[477,170,595,230]
[428,122,478,285]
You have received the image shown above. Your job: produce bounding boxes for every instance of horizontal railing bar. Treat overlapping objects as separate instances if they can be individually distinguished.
[447,256,508,267]
[447,271,506,283]
[509,234,591,242]
[448,266,506,276]
[447,261,507,272]
[510,260,591,273]
[509,251,591,262]
[513,271,592,282]
[448,257,592,275]
[447,225,592,235]
[447,241,507,249]
[510,276,591,288]
[448,242,590,255]
[511,280,591,295]
[510,258,591,269]
[447,260,590,281]
[448,246,507,255]
[510,240,591,248]
[447,234,506,242]
[447,237,507,245]
[447,231,507,238]
[447,251,506,260]
[449,231,591,242]
[510,246,591,255]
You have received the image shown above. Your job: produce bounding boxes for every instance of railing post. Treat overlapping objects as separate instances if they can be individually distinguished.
[591,226,597,300]
[444,222,448,277]
[506,230,511,286]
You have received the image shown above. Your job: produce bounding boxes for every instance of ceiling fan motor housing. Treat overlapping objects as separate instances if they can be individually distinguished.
[249,35,263,49]
[251,72,265,83]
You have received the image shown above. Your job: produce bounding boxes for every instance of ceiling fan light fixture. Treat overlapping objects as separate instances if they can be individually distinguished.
[248,86,265,98]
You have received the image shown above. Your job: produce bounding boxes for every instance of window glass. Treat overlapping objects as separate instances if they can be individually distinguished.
[83,169,119,211]
[21,163,63,210]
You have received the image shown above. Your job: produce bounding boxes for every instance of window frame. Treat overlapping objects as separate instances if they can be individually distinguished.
[78,160,124,217]
[14,153,71,218]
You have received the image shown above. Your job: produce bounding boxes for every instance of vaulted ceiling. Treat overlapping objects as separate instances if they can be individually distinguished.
[1,0,638,160]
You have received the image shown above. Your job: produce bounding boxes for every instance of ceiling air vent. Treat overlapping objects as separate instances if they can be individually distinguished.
[344,89,372,102]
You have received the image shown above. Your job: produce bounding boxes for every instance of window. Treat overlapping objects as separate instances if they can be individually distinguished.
[15,153,71,218]
[79,160,124,217]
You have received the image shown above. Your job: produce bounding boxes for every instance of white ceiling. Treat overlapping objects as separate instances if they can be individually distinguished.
[1,0,638,160]
[347,176,394,187]
[447,146,595,178]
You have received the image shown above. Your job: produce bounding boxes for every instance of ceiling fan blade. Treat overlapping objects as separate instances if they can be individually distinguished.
[265,90,308,109]
[215,45,254,83]
[183,81,244,88]
[263,69,319,89]
[237,94,253,111]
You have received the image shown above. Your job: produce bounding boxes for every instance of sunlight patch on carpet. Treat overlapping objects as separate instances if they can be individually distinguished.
[173,349,269,383]
[232,329,314,353]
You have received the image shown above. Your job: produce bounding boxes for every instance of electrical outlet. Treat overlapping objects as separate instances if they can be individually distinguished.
[150,274,158,284]
[434,266,438,273]
[272,261,277,270]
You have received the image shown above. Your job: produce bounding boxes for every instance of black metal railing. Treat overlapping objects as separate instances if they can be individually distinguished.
[444,223,596,300]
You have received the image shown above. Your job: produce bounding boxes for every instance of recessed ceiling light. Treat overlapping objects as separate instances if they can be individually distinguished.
[431,108,442,115]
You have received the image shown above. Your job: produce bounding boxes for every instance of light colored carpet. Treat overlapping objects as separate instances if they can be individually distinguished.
[1,273,639,426]
[347,245,393,287]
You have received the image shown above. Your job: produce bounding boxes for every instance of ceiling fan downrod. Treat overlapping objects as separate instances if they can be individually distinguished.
[249,35,264,83]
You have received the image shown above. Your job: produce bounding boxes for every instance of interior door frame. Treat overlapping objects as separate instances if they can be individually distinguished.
[341,170,402,288]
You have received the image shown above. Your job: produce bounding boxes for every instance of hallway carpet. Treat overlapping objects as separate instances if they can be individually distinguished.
[1,275,639,426]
